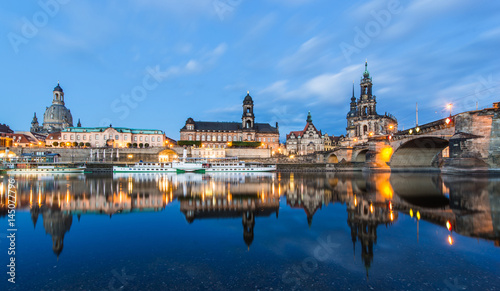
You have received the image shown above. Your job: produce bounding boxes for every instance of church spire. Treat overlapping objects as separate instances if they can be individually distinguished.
[77,118,81,127]
[351,81,356,101]
[306,111,312,123]
[363,60,370,78]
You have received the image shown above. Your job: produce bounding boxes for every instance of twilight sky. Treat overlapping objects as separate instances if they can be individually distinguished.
[1,0,499,141]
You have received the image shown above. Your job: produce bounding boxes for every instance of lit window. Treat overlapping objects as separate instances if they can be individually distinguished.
[70,135,74,140]
[124,135,128,140]
[134,136,137,141]
[63,135,67,139]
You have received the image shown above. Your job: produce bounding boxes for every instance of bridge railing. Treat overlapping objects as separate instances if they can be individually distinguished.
[393,116,454,137]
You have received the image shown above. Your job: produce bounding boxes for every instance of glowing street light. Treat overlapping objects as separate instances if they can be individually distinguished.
[447,103,453,116]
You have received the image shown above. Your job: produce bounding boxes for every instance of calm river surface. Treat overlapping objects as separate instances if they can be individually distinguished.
[0,172,499,290]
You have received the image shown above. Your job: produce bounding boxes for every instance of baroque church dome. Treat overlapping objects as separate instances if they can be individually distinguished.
[42,82,73,133]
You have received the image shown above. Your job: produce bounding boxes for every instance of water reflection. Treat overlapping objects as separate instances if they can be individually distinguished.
[0,171,498,260]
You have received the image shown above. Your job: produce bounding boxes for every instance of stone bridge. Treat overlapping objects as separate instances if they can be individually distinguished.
[318,105,500,172]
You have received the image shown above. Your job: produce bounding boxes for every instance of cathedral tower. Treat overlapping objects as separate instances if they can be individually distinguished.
[242,91,255,129]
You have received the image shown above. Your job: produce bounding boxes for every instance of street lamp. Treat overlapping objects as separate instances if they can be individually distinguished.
[447,103,453,116]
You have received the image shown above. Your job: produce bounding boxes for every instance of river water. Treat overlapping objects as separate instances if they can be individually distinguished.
[0,172,499,290]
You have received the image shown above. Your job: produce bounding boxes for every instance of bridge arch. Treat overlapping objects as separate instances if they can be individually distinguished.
[390,137,449,168]
[327,153,339,164]
[354,149,368,163]
[158,149,178,162]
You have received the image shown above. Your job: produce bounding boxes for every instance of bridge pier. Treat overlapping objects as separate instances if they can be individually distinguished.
[443,107,500,173]
[364,137,392,172]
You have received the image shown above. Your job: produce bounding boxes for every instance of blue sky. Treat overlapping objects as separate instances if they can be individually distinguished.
[1,0,499,141]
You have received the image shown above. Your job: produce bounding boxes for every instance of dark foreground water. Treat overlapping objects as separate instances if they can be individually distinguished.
[0,172,499,290]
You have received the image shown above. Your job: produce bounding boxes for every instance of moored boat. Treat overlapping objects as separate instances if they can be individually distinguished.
[7,164,85,174]
[112,161,205,173]
[201,158,276,172]
[113,162,177,173]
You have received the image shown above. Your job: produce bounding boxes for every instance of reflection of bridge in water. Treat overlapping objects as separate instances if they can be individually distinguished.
[1,172,498,260]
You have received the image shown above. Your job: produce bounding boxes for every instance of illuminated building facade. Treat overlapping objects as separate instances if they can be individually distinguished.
[286,111,324,155]
[346,62,398,144]
[60,125,165,148]
[180,92,280,150]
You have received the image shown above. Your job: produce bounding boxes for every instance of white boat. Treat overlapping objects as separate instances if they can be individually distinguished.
[113,162,177,173]
[113,158,275,173]
[201,158,276,172]
[7,165,85,174]
[113,161,205,173]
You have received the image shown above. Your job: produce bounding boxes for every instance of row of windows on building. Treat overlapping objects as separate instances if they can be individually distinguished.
[287,140,323,145]
[63,134,160,142]
[188,134,275,142]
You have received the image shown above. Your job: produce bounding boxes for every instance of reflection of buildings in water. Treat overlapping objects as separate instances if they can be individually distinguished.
[31,205,72,257]
[388,173,500,246]
[347,196,396,278]
[283,173,339,226]
[444,176,500,246]
[180,192,279,248]
[6,174,170,215]
[173,173,277,198]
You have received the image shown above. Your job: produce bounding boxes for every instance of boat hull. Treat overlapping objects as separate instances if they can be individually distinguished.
[7,168,85,174]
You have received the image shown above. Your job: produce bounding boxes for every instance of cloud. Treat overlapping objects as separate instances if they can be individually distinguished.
[259,64,361,105]
[278,35,334,73]
[380,0,472,41]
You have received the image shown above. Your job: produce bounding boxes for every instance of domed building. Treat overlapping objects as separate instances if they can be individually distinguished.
[31,82,74,134]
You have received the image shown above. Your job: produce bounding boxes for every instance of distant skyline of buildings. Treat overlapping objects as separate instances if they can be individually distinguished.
[4,62,400,150]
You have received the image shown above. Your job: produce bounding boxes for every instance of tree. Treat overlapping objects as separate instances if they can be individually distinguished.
[139,143,144,148]
[127,143,132,148]
[79,142,84,147]
[53,142,59,147]
[85,142,91,147]
[72,142,78,147]
[144,143,150,148]
[133,143,138,148]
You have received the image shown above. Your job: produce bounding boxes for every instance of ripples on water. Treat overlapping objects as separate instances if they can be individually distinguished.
[0,172,499,290]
